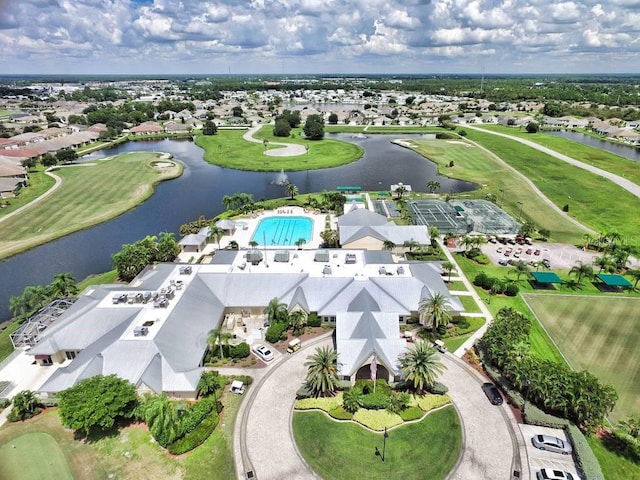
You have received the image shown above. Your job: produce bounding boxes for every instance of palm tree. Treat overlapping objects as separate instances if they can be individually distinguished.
[403,238,419,253]
[208,329,232,360]
[399,341,446,393]
[511,260,531,282]
[143,394,179,447]
[426,180,441,193]
[10,390,39,420]
[418,293,452,330]
[249,240,259,248]
[441,261,455,282]
[264,297,288,324]
[285,182,299,200]
[227,240,239,250]
[208,224,225,248]
[383,240,396,251]
[304,346,339,397]
[49,272,78,298]
[295,238,306,250]
[9,294,28,321]
[197,371,221,397]
[394,185,407,199]
[627,268,640,290]
[593,255,615,274]
[342,388,364,413]
[569,261,594,285]
[428,226,440,248]
[289,310,307,335]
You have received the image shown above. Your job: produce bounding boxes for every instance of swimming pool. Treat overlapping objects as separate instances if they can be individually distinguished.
[251,216,313,246]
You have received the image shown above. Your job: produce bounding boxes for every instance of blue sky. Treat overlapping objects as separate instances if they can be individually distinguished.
[1,0,639,75]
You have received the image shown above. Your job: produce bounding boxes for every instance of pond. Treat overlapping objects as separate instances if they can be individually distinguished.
[548,130,640,163]
[0,133,475,321]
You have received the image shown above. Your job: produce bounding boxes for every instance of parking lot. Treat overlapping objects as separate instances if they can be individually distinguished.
[520,424,580,479]
[482,240,599,270]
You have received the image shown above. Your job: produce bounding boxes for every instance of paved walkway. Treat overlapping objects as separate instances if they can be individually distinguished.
[466,125,640,199]
[0,168,62,225]
[231,326,524,479]
[243,125,307,157]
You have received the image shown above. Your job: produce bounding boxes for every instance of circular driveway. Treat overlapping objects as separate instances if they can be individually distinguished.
[236,338,521,479]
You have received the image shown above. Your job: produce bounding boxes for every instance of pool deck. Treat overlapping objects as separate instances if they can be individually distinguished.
[177,206,331,263]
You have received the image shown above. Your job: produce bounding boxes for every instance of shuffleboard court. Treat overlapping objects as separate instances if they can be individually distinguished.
[523,294,640,420]
[0,432,73,480]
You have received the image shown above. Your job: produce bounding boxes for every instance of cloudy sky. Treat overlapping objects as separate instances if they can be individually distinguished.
[1,0,639,75]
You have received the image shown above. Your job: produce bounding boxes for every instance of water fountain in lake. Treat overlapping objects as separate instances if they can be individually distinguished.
[272,168,289,186]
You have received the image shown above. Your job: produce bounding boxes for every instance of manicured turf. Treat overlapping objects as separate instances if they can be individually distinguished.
[457,294,481,313]
[478,125,640,187]
[0,432,73,480]
[523,294,640,420]
[0,152,182,260]
[0,167,56,217]
[195,127,363,171]
[446,280,467,291]
[588,434,640,480]
[464,129,640,242]
[406,138,587,243]
[293,406,462,480]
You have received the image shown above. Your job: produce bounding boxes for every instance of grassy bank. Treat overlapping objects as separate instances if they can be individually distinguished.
[0,152,182,261]
[464,129,640,241]
[0,167,56,218]
[406,138,587,243]
[195,128,363,171]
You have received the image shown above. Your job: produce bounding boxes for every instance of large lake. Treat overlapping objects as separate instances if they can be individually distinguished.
[0,133,475,321]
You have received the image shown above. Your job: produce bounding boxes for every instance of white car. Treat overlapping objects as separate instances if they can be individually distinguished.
[252,343,274,362]
[536,468,575,480]
[531,434,573,455]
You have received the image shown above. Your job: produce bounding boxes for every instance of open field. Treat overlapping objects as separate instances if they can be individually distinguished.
[0,152,182,261]
[196,127,363,171]
[293,406,461,480]
[0,390,241,480]
[522,294,640,420]
[464,129,640,242]
[0,432,74,480]
[478,125,640,186]
[588,434,640,480]
[406,138,587,243]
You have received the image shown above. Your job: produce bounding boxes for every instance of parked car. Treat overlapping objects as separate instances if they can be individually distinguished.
[488,236,497,244]
[252,343,274,362]
[526,248,533,255]
[481,383,503,405]
[514,252,521,258]
[542,259,551,268]
[230,380,245,394]
[536,468,574,480]
[504,250,512,257]
[531,434,573,455]
[498,258,508,266]
[496,247,503,253]
[534,249,541,256]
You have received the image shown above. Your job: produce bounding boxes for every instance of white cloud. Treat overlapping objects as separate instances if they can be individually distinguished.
[0,0,639,73]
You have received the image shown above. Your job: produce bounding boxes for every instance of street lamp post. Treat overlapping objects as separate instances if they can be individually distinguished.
[517,201,524,221]
[374,427,390,462]
[498,188,505,208]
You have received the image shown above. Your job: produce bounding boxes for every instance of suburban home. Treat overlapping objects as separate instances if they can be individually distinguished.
[130,121,164,134]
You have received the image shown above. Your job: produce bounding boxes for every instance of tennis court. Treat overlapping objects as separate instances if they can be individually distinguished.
[408,199,520,235]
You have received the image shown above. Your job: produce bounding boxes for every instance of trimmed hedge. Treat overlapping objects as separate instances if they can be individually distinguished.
[307,313,321,327]
[400,406,424,421]
[428,382,449,395]
[328,406,353,420]
[180,397,215,435]
[168,409,219,455]
[230,342,250,359]
[353,409,403,431]
[360,391,389,410]
[232,375,253,386]
[265,322,287,343]
[567,424,605,480]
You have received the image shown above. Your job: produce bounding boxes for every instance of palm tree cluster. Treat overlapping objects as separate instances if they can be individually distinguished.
[584,232,639,271]
[9,272,79,322]
[7,390,41,422]
[111,233,180,282]
[479,308,618,432]
[399,341,446,393]
[222,192,255,214]
[304,346,340,397]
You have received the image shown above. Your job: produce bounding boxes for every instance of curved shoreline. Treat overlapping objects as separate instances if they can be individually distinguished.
[0,153,183,262]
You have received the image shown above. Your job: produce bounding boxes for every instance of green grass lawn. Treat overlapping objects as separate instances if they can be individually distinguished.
[195,127,363,171]
[0,387,241,480]
[464,129,640,242]
[478,125,640,186]
[0,152,182,261]
[0,320,22,361]
[293,405,461,480]
[522,294,640,420]
[457,294,481,313]
[588,434,640,480]
[0,432,73,480]
[446,280,467,291]
[0,167,56,218]
[406,138,587,243]
[76,270,120,291]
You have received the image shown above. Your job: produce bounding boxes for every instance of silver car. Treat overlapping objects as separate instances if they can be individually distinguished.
[531,434,573,455]
[252,343,274,362]
[536,468,574,480]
